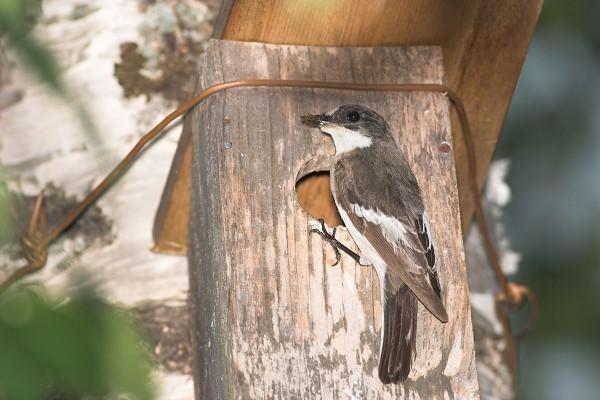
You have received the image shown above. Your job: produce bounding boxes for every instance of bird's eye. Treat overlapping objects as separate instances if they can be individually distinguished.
[347,111,360,123]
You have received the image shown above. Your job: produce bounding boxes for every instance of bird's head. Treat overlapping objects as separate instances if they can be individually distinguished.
[301,105,393,153]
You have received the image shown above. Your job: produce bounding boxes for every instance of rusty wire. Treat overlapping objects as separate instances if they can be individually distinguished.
[0,78,538,387]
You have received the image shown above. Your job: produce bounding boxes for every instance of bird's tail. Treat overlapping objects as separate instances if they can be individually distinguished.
[378,282,418,384]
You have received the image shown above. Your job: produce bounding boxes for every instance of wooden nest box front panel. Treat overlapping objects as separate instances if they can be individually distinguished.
[188,40,478,399]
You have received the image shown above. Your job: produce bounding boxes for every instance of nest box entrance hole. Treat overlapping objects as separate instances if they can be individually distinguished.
[295,158,343,228]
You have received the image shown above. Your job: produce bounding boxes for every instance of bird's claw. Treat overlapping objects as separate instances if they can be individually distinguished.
[310,219,342,266]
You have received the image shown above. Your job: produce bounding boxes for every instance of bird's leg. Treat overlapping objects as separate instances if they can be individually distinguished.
[310,219,362,266]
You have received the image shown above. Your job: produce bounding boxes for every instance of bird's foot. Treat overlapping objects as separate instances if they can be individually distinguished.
[310,219,361,266]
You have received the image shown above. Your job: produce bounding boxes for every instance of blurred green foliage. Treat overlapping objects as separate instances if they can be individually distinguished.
[0,0,63,94]
[0,288,155,400]
[0,0,52,248]
[0,170,14,244]
[0,0,98,140]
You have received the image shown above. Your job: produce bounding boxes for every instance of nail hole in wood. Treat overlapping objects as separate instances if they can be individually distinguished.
[438,141,452,153]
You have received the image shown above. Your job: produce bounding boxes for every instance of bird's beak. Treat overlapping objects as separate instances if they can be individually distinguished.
[300,113,331,128]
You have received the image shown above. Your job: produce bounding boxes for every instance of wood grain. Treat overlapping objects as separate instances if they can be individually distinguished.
[152,126,192,255]
[188,40,479,399]
[153,0,542,253]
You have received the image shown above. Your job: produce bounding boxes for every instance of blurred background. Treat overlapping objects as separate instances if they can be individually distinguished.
[496,1,600,398]
[1,0,599,399]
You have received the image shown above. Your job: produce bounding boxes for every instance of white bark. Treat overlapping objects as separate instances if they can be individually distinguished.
[465,159,521,400]
[0,1,206,397]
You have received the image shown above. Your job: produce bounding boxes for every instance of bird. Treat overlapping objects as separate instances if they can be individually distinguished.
[301,105,448,384]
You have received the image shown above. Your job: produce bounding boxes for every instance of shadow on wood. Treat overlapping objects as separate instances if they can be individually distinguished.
[187,39,478,399]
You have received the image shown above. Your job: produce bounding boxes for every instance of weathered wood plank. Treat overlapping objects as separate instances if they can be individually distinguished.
[152,126,192,255]
[153,0,542,253]
[188,39,479,399]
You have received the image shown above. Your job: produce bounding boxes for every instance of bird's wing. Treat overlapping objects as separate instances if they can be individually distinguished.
[338,194,448,323]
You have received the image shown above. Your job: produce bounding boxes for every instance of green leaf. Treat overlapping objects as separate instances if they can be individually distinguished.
[0,0,42,34]
[0,0,24,26]
[7,34,65,95]
[0,289,155,400]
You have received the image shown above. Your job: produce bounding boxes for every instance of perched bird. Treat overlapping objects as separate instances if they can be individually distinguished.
[301,105,448,384]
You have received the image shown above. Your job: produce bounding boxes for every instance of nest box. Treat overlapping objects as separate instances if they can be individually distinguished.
[151,1,542,398]
[178,39,475,398]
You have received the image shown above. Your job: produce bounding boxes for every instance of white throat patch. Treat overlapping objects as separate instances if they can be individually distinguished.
[321,124,372,154]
